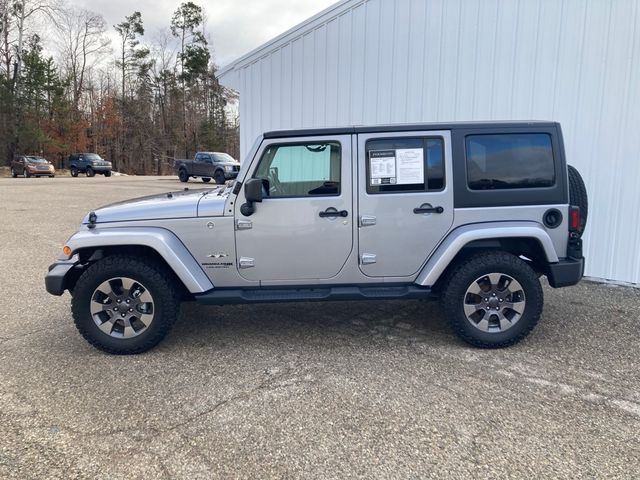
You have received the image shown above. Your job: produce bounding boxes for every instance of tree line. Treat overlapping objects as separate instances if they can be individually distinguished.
[0,0,239,174]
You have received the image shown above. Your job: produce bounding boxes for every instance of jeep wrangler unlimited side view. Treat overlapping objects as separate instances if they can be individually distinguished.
[45,122,587,354]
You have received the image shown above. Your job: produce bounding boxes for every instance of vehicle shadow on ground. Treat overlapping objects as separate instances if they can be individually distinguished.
[168,299,454,351]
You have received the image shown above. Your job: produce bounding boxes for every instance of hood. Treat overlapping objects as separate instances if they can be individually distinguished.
[82,186,229,224]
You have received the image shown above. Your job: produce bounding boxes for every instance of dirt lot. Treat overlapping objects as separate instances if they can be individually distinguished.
[0,176,639,479]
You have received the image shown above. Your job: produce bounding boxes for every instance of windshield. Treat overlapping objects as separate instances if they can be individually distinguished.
[212,153,236,163]
[27,157,48,164]
[84,154,103,161]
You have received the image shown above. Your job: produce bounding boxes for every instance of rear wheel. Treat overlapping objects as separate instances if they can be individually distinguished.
[214,170,225,184]
[441,251,543,348]
[11,168,17,178]
[72,255,180,354]
[24,169,31,178]
[178,168,189,183]
[70,166,78,177]
[86,166,94,177]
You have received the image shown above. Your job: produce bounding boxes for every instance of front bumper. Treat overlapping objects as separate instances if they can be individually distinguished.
[89,165,112,172]
[225,171,239,179]
[547,257,585,288]
[45,259,80,295]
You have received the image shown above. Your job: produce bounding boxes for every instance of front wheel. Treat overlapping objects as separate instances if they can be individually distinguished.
[24,169,31,178]
[70,167,78,177]
[441,251,543,348]
[202,177,211,183]
[86,166,94,177]
[11,168,17,178]
[104,171,112,177]
[71,255,181,354]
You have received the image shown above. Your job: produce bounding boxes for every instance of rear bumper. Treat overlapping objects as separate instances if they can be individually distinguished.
[45,259,80,295]
[547,257,585,288]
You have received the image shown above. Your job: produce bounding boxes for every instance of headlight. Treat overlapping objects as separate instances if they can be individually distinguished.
[224,165,233,172]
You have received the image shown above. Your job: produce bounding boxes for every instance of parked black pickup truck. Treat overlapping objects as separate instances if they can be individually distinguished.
[175,152,241,184]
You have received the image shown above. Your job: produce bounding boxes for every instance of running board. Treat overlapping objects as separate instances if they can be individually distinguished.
[194,285,436,305]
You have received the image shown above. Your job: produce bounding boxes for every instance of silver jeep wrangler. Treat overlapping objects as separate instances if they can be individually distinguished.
[45,122,587,354]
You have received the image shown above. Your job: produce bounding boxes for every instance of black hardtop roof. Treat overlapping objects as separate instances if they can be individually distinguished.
[264,121,559,139]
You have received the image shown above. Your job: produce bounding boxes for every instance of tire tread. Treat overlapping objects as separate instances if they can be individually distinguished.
[71,255,180,354]
[441,251,543,348]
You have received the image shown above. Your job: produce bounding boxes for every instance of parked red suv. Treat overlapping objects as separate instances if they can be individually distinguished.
[11,156,56,178]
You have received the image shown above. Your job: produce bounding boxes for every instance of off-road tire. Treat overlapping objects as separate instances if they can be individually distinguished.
[86,166,95,177]
[70,166,78,177]
[441,251,543,348]
[11,168,16,178]
[178,168,189,183]
[214,170,225,185]
[202,177,211,183]
[568,165,588,236]
[71,255,181,354]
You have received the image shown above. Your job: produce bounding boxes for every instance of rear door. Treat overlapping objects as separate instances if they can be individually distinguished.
[357,130,454,277]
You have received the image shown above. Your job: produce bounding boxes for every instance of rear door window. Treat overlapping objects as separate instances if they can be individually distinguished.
[365,137,445,194]
[466,133,555,190]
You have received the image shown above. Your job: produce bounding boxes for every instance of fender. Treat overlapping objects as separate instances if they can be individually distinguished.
[63,226,214,293]
[415,221,559,287]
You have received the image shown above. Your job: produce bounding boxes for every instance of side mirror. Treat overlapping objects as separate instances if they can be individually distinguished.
[240,178,264,216]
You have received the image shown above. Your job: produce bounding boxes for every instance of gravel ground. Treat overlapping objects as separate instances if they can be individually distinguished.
[0,176,639,479]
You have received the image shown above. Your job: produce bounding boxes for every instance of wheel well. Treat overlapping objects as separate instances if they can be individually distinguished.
[72,245,191,299]
[432,237,549,292]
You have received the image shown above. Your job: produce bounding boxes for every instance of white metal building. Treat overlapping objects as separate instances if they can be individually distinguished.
[218,0,640,285]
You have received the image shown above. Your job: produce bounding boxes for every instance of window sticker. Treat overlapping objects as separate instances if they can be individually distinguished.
[369,150,397,185]
[369,148,425,186]
[396,148,424,185]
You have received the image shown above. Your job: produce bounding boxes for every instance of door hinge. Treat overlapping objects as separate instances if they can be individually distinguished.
[239,257,255,269]
[360,253,377,265]
[360,215,377,227]
[236,219,252,230]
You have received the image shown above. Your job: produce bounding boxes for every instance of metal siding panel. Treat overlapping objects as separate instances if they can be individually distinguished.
[376,0,395,122]
[337,12,353,125]
[270,49,282,130]
[472,0,499,119]
[362,0,381,124]
[406,0,427,122]
[230,0,640,284]
[325,18,340,126]
[280,43,293,131]
[421,0,444,121]
[313,25,328,126]
[390,0,410,123]
[350,4,366,125]
[455,0,481,120]
[302,32,315,128]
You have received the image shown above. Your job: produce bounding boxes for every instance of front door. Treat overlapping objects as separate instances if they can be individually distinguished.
[234,135,353,282]
[357,130,454,277]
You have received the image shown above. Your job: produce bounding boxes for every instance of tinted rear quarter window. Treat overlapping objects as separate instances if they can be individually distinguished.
[466,133,555,190]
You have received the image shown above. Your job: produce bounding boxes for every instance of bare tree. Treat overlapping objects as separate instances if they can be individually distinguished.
[12,0,61,90]
[56,7,110,109]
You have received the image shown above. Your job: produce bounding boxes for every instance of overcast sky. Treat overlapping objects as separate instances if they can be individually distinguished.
[72,0,338,67]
